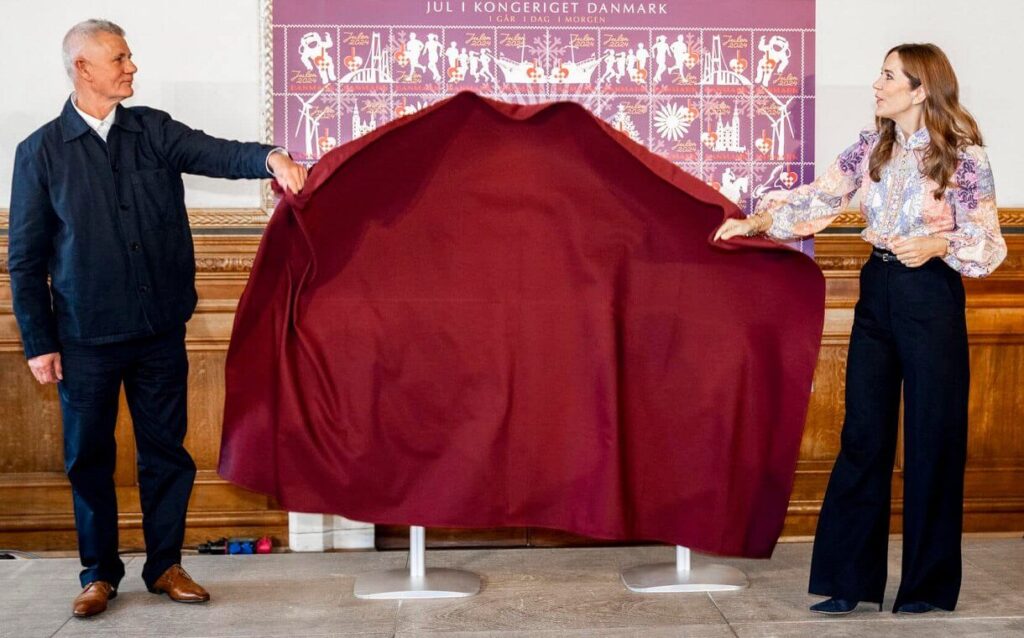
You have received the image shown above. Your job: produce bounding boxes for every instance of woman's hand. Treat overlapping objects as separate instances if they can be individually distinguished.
[713,218,756,241]
[891,236,949,268]
[713,212,772,242]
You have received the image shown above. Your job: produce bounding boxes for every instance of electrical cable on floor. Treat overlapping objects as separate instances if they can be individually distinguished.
[0,549,41,559]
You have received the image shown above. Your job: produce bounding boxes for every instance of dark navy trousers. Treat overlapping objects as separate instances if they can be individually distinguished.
[809,251,970,611]
[58,325,195,589]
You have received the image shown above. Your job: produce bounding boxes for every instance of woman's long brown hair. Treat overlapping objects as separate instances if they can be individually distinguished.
[868,43,983,199]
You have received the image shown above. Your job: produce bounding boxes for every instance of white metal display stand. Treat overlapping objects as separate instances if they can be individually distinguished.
[621,545,748,593]
[353,526,481,599]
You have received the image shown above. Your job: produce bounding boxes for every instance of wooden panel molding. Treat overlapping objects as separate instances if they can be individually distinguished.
[1,207,1023,233]
[0,208,270,231]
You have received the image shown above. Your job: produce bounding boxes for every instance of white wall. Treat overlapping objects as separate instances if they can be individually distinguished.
[2,0,1022,207]
[0,0,266,208]
[816,0,1022,205]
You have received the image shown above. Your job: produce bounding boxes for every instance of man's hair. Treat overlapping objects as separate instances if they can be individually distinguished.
[62,19,125,79]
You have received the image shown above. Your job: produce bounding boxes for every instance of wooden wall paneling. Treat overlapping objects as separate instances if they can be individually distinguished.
[0,233,286,551]
[0,227,1021,551]
[0,361,64,475]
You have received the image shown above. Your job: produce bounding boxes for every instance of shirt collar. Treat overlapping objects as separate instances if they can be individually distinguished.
[61,95,142,142]
[71,93,116,130]
[896,126,930,151]
[60,97,91,142]
[71,93,117,139]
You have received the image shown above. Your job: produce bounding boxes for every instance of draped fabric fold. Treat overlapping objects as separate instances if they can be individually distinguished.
[219,92,825,558]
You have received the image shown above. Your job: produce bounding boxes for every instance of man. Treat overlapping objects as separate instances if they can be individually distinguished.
[424,33,443,83]
[7,19,307,618]
[651,35,670,83]
[404,32,426,80]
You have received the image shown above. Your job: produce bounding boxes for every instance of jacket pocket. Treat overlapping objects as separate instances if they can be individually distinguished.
[130,168,182,229]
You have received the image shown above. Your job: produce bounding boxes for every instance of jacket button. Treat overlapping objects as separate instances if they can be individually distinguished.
[130,242,141,252]
[120,203,129,211]
[139,285,149,293]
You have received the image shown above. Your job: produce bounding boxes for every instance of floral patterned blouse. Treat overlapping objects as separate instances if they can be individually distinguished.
[757,126,1007,277]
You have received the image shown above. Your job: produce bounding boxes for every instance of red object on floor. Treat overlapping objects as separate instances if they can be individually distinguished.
[219,92,825,558]
[255,536,273,554]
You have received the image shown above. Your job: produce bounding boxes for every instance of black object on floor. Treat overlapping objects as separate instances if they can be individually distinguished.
[809,598,863,615]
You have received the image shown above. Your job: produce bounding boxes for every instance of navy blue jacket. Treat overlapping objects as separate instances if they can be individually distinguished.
[8,99,275,358]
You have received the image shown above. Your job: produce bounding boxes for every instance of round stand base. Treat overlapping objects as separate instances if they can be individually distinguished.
[354,568,481,600]
[621,563,749,593]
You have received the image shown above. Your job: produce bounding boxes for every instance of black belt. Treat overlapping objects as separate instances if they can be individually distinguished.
[871,247,900,263]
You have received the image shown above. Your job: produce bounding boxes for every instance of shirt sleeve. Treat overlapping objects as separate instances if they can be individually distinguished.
[7,141,61,359]
[941,146,1006,278]
[758,130,875,240]
[265,147,289,175]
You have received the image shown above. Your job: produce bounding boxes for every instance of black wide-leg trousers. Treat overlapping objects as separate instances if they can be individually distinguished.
[809,251,970,611]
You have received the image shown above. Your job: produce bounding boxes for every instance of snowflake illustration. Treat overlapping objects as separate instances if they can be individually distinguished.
[390,31,407,54]
[648,137,671,158]
[684,33,702,56]
[654,103,691,141]
[338,94,361,115]
[733,95,754,117]
[730,164,753,180]
[678,160,701,176]
[527,32,569,69]
[585,93,614,118]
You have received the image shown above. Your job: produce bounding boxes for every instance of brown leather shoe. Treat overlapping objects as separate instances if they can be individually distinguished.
[73,581,117,617]
[150,564,210,603]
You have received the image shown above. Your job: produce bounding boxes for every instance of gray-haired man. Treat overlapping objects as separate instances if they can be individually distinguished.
[8,19,306,617]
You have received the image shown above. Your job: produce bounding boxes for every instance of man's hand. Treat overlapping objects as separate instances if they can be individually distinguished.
[891,236,949,268]
[268,152,308,194]
[28,352,62,385]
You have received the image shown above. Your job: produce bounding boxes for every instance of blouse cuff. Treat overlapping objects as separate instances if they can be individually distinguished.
[940,231,1007,278]
[758,196,800,240]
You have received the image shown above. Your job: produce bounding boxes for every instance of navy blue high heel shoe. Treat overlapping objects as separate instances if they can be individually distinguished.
[809,598,859,615]
[895,601,940,614]
[809,598,885,614]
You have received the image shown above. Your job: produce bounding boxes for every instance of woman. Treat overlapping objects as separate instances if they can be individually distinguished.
[715,43,1006,614]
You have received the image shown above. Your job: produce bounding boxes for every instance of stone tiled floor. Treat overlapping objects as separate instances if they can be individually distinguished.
[1,538,1021,637]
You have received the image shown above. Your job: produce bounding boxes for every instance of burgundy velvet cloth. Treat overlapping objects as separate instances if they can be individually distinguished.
[219,92,825,558]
